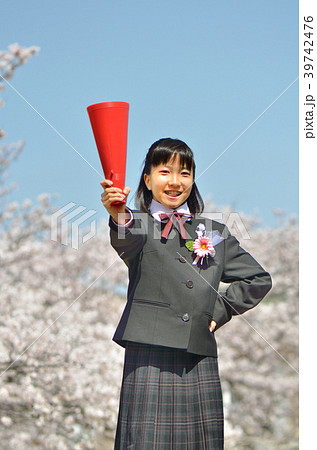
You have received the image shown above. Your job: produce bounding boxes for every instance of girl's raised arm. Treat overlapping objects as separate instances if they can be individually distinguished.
[100,179,131,225]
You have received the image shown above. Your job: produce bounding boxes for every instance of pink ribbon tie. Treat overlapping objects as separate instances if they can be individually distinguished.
[159,212,192,240]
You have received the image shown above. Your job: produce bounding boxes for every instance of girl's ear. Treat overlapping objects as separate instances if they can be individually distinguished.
[144,173,151,190]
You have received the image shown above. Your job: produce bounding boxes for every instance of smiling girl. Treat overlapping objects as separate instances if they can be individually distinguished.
[101,138,272,449]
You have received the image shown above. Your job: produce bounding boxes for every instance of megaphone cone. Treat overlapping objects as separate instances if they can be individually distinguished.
[87,101,129,204]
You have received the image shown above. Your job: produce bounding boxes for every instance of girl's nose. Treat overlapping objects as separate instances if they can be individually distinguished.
[168,173,180,186]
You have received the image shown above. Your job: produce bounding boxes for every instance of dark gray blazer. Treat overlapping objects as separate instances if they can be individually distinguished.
[109,211,272,357]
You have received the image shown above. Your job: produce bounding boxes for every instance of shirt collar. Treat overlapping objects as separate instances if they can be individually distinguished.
[149,199,191,222]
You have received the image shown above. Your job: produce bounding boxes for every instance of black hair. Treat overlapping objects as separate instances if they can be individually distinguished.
[135,138,204,214]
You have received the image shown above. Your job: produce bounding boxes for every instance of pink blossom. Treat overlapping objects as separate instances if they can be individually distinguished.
[192,236,215,265]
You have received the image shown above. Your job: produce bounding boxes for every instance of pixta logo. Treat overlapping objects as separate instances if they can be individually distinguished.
[51,202,96,249]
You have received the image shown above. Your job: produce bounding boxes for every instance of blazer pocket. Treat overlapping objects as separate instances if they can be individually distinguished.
[133,299,171,308]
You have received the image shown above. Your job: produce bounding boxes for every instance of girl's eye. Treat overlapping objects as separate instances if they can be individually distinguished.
[181,171,190,176]
[160,170,169,174]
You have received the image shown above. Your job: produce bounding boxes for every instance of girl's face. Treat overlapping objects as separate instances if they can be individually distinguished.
[144,154,194,209]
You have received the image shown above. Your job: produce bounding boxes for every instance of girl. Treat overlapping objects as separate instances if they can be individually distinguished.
[101,138,272,450]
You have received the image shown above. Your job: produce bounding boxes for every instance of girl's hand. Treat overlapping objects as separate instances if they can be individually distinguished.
[209,320,217,332]
[100,179,131,225]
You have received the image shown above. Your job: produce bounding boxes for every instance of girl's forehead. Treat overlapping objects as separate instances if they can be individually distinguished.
[154,161,191,171]
[155,154,191,169]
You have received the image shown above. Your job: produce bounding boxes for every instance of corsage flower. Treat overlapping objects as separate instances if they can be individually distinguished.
[193,236,216,265]
[185,224,224,265]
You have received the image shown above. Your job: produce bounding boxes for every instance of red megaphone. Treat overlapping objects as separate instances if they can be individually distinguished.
[87,101,129,204]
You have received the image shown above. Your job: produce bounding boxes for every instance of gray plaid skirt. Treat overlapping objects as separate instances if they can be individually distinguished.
[114,342,224,449]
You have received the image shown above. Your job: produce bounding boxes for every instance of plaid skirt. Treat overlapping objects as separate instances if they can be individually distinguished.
[114,343,224,450]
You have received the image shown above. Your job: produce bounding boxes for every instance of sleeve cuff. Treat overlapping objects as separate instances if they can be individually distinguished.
[110,208,134,228]
[213,293,233,331]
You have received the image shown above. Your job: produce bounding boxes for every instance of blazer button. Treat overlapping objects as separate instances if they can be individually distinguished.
[186,280,194,289]
[179,255,186,263]
[182,313,190,322]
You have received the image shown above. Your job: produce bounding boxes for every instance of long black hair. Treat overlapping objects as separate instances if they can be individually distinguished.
[136,138,204,214]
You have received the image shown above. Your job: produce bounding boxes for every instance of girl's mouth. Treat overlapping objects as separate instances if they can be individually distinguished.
[164,191,182,198]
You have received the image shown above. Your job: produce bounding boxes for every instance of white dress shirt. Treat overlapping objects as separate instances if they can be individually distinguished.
[149,199,191,222]
[113,199,192,227]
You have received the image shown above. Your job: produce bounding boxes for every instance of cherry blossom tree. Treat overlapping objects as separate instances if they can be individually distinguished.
[0,44,126,449]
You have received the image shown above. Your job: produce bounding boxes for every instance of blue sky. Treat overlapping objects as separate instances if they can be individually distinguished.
[1,0,298,227]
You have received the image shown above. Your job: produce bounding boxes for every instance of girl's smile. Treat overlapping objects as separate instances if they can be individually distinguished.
[144,154,194,209]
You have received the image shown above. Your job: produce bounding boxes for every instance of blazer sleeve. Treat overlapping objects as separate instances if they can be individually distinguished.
[109,210,147,265]
[213,225,272,330]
